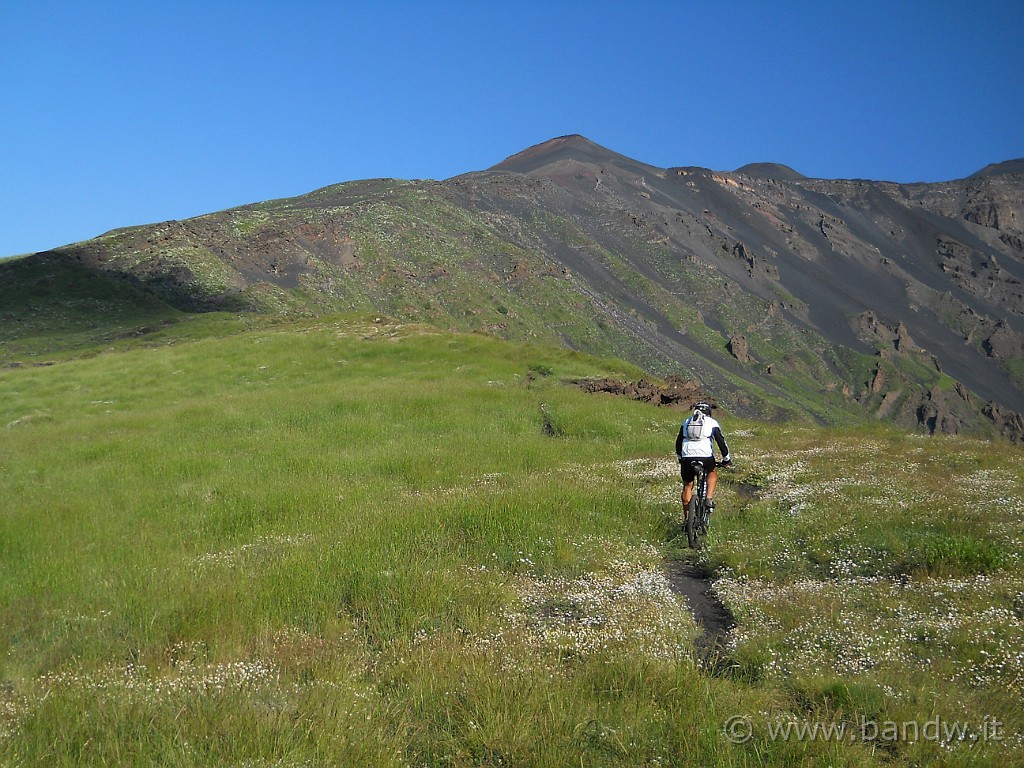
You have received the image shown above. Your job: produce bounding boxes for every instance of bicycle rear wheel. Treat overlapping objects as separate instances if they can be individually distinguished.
[686,499,699,548]
[686,465,706,549]
[690,499,711,549]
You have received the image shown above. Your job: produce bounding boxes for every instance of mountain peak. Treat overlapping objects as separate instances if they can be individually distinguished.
[733,162,807,181]
[969,158,1024,179]
[494,134,597,162]
[490,135,644,174]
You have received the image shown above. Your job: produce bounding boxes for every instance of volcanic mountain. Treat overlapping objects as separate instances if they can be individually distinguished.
[5,135,1024,438]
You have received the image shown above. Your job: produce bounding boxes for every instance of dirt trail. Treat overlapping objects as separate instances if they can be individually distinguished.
[664,561,735,670]
[663,477,755,669]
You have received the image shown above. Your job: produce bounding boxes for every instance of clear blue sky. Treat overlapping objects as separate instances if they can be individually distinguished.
[2,0,1022,258]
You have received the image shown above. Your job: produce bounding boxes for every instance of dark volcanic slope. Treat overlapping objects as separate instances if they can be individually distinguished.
[487,137,1024,431]
[733,163,807,181]
[971,159,1024,178]
[6,135,1024,438]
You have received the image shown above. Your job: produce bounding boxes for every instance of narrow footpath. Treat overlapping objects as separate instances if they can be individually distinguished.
[665,561,735,671]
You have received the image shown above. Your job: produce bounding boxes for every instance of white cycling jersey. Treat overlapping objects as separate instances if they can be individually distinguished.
[676,415,730,461]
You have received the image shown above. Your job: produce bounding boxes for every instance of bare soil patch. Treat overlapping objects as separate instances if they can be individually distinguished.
[569,376,709,409]
[664,561,735,669]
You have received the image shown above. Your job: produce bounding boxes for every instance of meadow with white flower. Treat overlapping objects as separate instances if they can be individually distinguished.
[1,316,1021,765]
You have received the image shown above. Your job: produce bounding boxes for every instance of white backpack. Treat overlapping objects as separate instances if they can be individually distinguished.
[684,409,711,440]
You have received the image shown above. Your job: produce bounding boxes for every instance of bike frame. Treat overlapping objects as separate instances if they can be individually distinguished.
[686,460,711,549]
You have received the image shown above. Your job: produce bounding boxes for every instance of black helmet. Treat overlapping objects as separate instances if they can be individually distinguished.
[692,401,713,416]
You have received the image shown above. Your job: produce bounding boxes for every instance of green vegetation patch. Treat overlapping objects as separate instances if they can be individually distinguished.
[0,253,185,361]
[1,321,1022,765]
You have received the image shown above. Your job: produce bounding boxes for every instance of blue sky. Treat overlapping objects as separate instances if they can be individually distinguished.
[2,0,1022,258]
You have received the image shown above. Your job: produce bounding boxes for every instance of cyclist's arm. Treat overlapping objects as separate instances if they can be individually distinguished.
[713,427,731,464]
[674,423,685,459]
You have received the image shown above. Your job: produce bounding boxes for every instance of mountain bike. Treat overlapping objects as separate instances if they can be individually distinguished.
[685,460,730,549]
[685,460,712,549]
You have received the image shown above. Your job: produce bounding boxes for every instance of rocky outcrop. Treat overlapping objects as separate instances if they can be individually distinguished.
[570,375,706,409]
[853,312,920,353]
[984,402,1024,444]
[983,320,1024,359]
[917,387,967,436]
[727,334,752,363]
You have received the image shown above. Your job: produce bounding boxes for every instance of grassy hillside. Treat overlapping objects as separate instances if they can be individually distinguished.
[1,318,1021,766]
[0,254,184,361]
[14,153,1024,442]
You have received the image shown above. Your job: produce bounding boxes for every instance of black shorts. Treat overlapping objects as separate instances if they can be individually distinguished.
[680,457,716,483]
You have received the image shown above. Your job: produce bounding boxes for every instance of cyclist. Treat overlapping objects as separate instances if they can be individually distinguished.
[675,400,731,521]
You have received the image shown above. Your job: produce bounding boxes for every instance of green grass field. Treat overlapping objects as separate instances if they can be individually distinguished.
[1,316,1021,766]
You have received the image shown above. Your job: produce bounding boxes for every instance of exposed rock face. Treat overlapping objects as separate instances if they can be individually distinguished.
[869,363,887,395]
[728,334,752,363]
[984,320,1024,359]
[917,387,966,436]
[983,402,1024,444]
[6,135,1024,439]
[570,375,706,409]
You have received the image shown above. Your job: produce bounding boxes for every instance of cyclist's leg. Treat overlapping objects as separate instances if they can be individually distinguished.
[680,461,697,517]
[681,481,694,519]
[706,469,718,502]
[703,455,719,503]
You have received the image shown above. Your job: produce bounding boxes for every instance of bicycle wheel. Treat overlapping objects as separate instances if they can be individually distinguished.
[699,474,711,534]
[687,464,705,549]
[693,499,711,549]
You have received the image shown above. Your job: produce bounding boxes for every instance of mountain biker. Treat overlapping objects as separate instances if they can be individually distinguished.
[675,401,731,521]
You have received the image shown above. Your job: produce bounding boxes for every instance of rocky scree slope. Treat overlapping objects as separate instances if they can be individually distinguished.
[7,135,1024,439]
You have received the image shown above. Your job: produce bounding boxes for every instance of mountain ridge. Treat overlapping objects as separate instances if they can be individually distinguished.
[4,135,1024,439]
